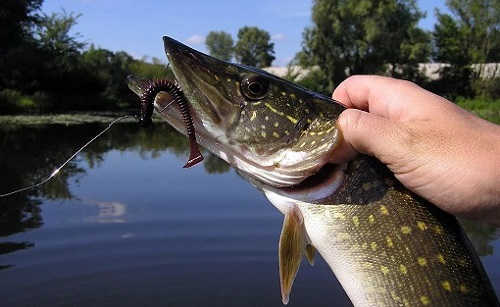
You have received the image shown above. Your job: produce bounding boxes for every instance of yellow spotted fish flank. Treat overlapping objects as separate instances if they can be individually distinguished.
[296,156,499,306]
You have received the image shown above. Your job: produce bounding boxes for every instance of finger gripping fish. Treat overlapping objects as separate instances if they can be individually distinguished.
[135,78,203,168]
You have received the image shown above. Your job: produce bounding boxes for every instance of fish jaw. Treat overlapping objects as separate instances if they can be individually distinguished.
[162,36,345,187]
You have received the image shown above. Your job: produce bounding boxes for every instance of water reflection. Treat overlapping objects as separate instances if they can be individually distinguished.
[0,242,34,270]
[0,122,498,265]
[460,220,500,256]
[0,121,499,305]
[0,122,229,267]
[85,200,127,224]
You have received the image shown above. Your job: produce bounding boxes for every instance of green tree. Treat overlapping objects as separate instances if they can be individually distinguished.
[434,0,500,65]
[0,1,177,113]
[298,0,430,91]
[433,13,470,64]
[32,10,88,107]
[0,0,43,51]
[0,0,44,92]
[80,47,135,108]
[432,0,500,97]
[130,56,173,80]
[35,10,85,58]
[432,12,473,97]
[234,26,275,68]
[444,0,500,63]
[205,31,234,61]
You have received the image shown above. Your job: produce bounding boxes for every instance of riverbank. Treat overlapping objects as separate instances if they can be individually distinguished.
[0,112,166,127]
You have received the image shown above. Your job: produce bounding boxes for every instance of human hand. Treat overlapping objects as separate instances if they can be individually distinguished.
[331,75,500,225]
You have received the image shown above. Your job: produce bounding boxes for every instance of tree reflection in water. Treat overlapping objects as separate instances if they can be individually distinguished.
[0,122,230,268]
[460,220,500,256]
[0,121,498,269]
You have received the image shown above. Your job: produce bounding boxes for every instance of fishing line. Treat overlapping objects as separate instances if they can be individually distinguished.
[1,78,189,198]
[156,99,175,114]
[0,115,131,198]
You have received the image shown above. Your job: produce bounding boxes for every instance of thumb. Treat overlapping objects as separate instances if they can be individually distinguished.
[335,108,405,164]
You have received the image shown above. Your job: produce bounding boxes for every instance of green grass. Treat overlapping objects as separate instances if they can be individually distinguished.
[0,112,165,126]
[456,97,500,124]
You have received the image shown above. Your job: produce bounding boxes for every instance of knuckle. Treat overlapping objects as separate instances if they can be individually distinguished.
[338,109,362,132]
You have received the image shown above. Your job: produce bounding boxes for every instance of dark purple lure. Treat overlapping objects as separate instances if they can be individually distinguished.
[138,79,203,168]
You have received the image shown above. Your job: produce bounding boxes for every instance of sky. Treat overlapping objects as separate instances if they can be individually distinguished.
[41,0,449,66]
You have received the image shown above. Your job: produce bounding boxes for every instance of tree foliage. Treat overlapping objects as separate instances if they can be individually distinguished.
[432,0,500,98]
[0,2,172,113]
[0,0,42,50]
[0,0,44,92]
[234,26,275,68]
[433,13,470,64]
[2,0,499,114]
[298,0,430,91]
[447,0,500,63]
[205,31,234,61]
[35,10,85,57]
[434,0,500,64]
[431,12,474,97]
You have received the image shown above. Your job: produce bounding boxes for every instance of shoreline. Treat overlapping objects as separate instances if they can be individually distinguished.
[0,112,165,126]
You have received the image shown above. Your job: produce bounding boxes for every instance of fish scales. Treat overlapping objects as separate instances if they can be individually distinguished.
[297,156,496,306]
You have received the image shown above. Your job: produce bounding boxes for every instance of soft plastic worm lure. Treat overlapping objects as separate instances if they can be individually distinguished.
[137,79,203,168]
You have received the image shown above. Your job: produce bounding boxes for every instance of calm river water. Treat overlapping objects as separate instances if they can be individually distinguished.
[0,122,499,306]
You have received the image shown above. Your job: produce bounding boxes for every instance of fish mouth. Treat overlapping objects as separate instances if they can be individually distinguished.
[153,93,317,187]
[163,36,238,128]
[161,36,339,188]
[257,163,346,206]
[277,163,345,201]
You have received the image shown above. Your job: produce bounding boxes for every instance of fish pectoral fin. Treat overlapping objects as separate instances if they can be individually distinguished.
[305,244,316,266]
[279,206,305,305]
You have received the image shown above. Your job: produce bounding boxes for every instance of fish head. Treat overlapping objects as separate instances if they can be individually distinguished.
[160,36,346,187]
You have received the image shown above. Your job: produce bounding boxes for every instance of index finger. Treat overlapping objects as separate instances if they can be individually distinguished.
[332,75,435,121]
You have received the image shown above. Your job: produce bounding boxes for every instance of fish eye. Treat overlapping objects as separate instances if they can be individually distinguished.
[241,75,269,101]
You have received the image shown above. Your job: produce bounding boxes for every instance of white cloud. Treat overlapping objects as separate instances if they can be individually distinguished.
[185,34,205,45]
[271,33,286,41]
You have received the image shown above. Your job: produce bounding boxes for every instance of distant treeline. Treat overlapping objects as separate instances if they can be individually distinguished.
[205,0,500,101]
[291,0,500,100]
[0,1,172,114]
[1,0,499,115]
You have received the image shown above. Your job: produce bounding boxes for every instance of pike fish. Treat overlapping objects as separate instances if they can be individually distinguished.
[129,36,499,306]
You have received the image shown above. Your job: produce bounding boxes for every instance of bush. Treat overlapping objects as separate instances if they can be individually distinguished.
[292,69,331,96]
[0,89,35,113]
[423,65,474,100]
[471,78,500,100]
[0,90,60,114]
[456,97,500,124]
